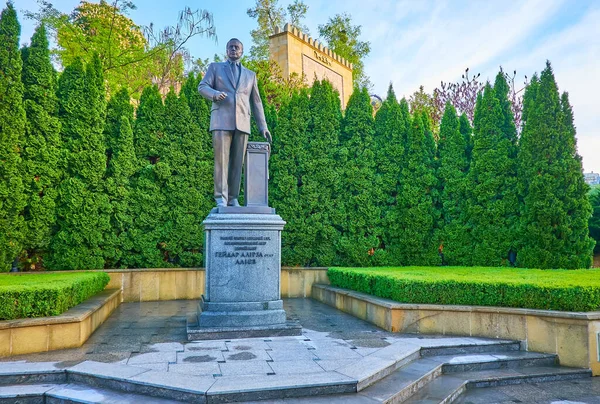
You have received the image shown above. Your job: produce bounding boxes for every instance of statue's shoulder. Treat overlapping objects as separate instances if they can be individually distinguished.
[241,64,257,77]
[208,61,226,69]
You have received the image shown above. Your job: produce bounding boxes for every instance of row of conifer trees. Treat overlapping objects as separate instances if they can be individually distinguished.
[272,67,594,270]
[0,4,594,271]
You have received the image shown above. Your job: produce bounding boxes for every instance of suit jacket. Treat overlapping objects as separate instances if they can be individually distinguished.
[198,62,268,135]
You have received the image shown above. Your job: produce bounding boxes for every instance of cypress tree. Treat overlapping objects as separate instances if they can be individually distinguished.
[517,62,593,268]
[104,88,133,163]
[181,72,211,155]
[559,92,594,267]
[103,88,136,268]
[160,89,212,266]
[590,191,600,256]
[134,85,167,163]
[467,83,518,266]
[494,72,518,152]
[301,80,342,266]
[48,55,110,269]
[388,114,438,265]
[127,86,167,268]
[373,85,407,264]
[335,87,378,266]
[20,23,61,269]
[437,103,471,265]
[0,3,26,271]
[270,89,312,265]
[459,113,473,164]
[422,110,441,242]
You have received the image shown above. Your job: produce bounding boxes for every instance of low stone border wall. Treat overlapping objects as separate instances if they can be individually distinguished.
[0,289,120,356]
[0,267,328,357]
[312,284,600,375]
[104,268,205,302]
[103,267,329,302]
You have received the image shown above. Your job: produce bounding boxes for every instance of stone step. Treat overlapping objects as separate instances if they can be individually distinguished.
[404,366,592,403]
[0,383,183,403]
[341,339,522,392]
[350,351,570,404]
[419,340,520,358]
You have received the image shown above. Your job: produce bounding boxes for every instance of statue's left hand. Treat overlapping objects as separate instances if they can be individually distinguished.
[262,130,272,143]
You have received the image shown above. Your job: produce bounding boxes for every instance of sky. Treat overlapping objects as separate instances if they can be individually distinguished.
[15,0,600,174]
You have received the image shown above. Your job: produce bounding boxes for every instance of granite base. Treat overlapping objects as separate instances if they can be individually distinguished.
[186,314,301,340]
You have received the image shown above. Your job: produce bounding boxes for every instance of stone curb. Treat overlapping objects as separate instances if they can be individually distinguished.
[0,289,120,330]
[315,284,600,320]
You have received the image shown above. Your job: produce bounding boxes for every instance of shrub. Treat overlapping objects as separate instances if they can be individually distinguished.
[328,266,600,312]
[0,272,110,320]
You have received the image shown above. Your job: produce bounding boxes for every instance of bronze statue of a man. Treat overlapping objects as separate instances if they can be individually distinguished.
[198,38,271,208]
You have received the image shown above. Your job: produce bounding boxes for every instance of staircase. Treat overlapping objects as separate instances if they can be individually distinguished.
[0,340,592,403]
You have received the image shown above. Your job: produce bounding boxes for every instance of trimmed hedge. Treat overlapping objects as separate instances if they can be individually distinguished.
[0,272,109,320]
[328,266,600,312]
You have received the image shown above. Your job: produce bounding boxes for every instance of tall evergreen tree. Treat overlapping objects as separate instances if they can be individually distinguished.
[373,85,407,264]
[134,85,167,163]
[459,113,473,164]
[20,23,61,269]
[127,86,167,268]
[422,110,441,241]
[160,89,212,266]
[104,88,133,162]
[437,103,471,265]
[590,190,600,256]
[388,114,438,265]
[0,3,26,271]
[335,87,378,266]
[467,83,518,266]
[270,89,312,265]
[180,71,211,155]
[48,55,110,269]
[559,91,594,267]
[104,116,136,267]
[301,80,342,266]
[517,62,593,268]
[103,88,136,268]
[494,72,518,152]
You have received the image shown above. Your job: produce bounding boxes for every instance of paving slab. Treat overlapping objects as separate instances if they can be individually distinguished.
[177,350,225,363]
[219,360,274,376]
[0,362,62,375]
[46,383,182,403]
[127,351,177,365]
[168,362,221,376]
[129,370,215,393]
[0,383,54,396]
[68,360,150,379]
[185,341,228,352]
[267,359,326,375]
[207,371,356,400]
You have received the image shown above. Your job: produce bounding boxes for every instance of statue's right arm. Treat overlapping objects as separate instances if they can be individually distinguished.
[198,63,219,101]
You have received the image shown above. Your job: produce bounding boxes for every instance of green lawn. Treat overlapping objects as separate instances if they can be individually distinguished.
[328,266,600,312]
[0,272,110,320]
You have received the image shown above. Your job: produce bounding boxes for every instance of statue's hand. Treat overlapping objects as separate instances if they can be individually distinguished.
[213,92,227,102]
[262,130,272,143]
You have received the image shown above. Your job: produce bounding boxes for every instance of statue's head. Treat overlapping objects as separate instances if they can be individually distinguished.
[226,38,243,62]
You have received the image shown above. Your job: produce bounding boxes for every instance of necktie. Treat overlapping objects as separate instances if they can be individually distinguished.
[231,62,240,86]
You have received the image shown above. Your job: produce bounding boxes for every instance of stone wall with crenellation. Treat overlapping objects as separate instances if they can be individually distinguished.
[269,24,353,109]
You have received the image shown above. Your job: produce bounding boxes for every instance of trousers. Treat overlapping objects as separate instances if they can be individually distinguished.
[212,130,248,204]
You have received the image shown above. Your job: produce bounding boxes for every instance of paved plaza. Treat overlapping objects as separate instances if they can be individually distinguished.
[0,298,599,402]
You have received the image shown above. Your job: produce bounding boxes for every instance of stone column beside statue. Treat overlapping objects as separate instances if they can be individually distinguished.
[187,142,301,340]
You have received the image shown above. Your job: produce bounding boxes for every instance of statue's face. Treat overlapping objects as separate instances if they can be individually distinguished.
[227,40,243,61]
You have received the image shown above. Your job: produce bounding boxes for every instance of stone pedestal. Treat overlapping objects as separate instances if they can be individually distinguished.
[187,213,301,340]
[187,142,301,340]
